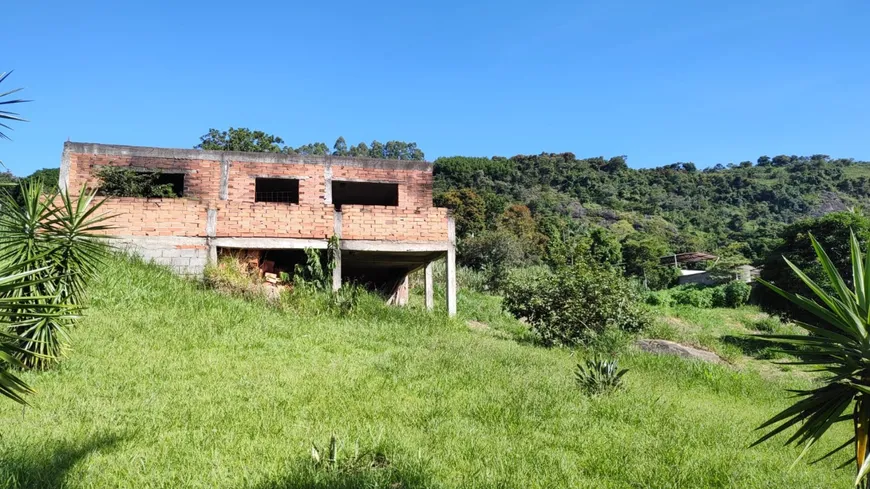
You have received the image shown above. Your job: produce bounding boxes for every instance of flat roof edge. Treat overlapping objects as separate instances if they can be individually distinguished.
[63,141,432,172]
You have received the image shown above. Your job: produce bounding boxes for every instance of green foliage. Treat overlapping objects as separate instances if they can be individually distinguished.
[722,281,752,308]
[434,188,486,238]
[754,232,870,487]
[457,230,523,290]
[0,180,113,368]
[96,166,177,198]
[758,211,870,320]
[575,356,628,396]
[293,249,332,291]
[194,128,425,160]
[196,127,286,153]
[502,264,652,345]
[0,264,68,404]
[651,282,751,309]
[0,71,28,142]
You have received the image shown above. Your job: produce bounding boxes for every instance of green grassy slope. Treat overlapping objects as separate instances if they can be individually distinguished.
[0,258,852,488]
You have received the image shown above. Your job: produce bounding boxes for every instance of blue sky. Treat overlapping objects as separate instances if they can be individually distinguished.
[3,1,869,175]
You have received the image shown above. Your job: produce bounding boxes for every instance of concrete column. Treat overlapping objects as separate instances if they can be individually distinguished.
[424,261,434,311]
[59,144,71,193]
[332,211,342,291]
[446,216,457,317]
[206,208,218,265]
[219,155,229,200]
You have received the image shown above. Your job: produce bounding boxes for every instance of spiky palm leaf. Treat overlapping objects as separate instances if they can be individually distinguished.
[0,71,29,141]
[0,180,113,368]
[0,263,70,404]
[755,231,870,487]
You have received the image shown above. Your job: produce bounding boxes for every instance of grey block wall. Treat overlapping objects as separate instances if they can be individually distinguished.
[112,236,210,276]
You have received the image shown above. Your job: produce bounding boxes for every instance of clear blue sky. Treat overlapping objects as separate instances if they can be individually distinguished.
[3,1,869,175]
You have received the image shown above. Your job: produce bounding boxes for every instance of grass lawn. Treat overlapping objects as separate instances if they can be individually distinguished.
[0,257,854,488]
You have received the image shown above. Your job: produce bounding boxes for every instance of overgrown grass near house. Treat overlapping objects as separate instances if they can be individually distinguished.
[0,256,852,488]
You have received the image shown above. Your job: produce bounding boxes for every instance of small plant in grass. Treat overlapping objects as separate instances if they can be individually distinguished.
[575,356,628,396]
[754,231,870,487]
[311,434,391,472]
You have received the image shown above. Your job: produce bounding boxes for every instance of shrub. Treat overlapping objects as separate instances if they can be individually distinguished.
[96,166,177,198]
[503,263,652,346]
[575,356,628,396]
[458,230,523,290]
[722,281,751,308]
[710,287,727,308]
[670,285,714,308]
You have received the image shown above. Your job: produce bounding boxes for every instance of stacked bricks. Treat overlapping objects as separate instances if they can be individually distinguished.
[341,205,449,241]
[215,202,333,238]
[96,198,209,237]
[68,153,221,198]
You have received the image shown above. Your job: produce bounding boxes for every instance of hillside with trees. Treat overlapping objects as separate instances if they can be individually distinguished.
[432,152,870,288]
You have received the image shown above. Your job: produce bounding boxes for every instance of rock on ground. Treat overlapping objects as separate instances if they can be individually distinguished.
[635,339,723,364]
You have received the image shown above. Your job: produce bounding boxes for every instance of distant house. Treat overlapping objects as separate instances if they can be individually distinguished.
[660,252,758,286]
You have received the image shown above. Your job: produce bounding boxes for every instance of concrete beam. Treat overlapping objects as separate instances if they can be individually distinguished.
[340,240,451,253]
[63,141,433,172]
[211,237,329,249]
[424,261,434,311]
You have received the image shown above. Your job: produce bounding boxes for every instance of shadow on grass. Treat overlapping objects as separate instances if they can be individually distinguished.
[0,434,121,489]
[720,334,796,360]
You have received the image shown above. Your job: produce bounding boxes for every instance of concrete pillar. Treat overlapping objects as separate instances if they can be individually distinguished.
[446,216,457,317]
[59,144,71,193]
[424,261,434,310]
[332,211,342,291]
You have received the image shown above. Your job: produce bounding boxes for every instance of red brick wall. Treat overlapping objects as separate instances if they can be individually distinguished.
[68,154,221,198]
[95,198,209,237]
[341,205,449,241]
[226,161,324,204]
[331,166,433,208]
[215,202,333,238]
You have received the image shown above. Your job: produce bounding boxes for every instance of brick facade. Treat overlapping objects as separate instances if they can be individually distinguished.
[62,142,450,243]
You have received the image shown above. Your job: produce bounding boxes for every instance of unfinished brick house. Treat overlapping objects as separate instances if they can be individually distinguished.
[59,142,457,315]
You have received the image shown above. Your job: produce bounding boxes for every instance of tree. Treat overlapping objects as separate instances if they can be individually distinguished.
[758,211,870,321]
[582,226,622,267]
[332,137,348,156]
[622,236,675,290]
[0,71,28,142]
[349,142,369,157]
[435,188,486,238]
[755,233,870,488]
[294,142,329,155]
[368,140,385,159]
[196,128,286,153]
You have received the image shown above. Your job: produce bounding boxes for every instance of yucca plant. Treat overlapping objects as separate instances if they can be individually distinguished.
[0,262,70,404]
[0,71,28,142]
[0,179,113,368]
[754,232,870,487]
[575,356,628,396]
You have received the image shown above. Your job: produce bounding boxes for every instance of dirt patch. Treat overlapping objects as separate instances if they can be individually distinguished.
[636,339,724,364]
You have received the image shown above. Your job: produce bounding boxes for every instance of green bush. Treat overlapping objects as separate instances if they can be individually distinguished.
[670,285,714,308]
[502,263,652,346]
[458,230,524,290]
[722,281,751,308]
[96,166,177,198]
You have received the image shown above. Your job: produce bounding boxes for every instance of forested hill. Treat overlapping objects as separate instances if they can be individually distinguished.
[432,153,870,264]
